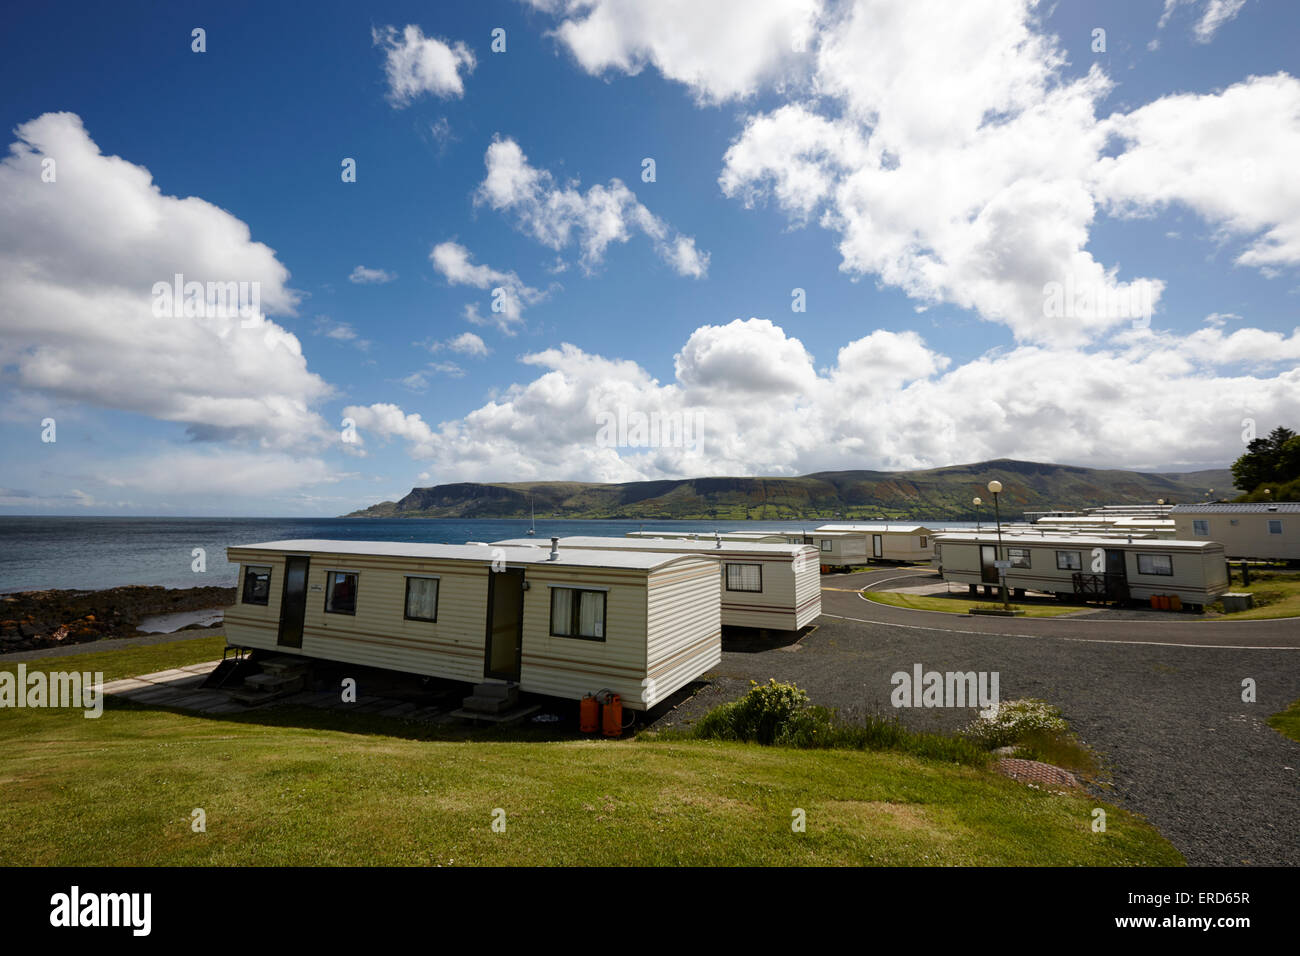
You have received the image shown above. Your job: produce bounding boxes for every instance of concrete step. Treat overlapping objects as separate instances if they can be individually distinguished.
[472,681,518,700]
[244,672,305,692]
[461,694,516,714]
[259,657,311,676]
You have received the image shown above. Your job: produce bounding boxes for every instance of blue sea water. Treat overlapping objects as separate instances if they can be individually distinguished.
[0,516,973,593]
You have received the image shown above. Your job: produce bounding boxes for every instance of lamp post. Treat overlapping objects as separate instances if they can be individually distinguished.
[972,496,982,532]
[987,480,1009,609]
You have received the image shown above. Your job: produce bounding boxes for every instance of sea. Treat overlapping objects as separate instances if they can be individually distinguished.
[0,516,978,593]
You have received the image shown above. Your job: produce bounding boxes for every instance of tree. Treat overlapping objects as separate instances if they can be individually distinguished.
[1231,426,1299,493]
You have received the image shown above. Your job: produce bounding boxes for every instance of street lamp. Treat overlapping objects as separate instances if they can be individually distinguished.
[972,496,982,532]
[987,480,1009,609]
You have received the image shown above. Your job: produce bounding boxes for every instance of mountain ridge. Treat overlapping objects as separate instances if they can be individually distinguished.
[342,459,1236,521]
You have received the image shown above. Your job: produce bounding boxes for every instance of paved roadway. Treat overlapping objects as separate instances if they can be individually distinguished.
[663,567,1300,866]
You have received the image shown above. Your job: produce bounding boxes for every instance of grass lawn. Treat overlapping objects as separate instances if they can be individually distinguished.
[1204,571,1300,621]
[863,590,1080,618]
[0,633,228,683]
[1268,699,1300,743]
[0,641,1182,867]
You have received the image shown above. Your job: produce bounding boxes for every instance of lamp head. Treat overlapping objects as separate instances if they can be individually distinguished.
[972,496,982,506]
[987,480,1002,494]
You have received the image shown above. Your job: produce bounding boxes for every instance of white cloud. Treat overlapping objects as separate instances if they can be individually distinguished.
[475,136,708,277]
[717,1,1166,345]
[525,0,822,104]
[372,25,476,104]
[313,316,371,350]
[349,265,397,284]
[0,112,333,447]
[1158,0,1247,42]
[429,241,547,332]
[445,332,489,357]
[1093,74,1300,272]
[342,317,1300,481]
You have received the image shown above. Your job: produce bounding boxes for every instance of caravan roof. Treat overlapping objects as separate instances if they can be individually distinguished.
[233,539,691,570]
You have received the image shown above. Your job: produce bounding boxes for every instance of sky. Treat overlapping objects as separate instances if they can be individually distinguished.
[0,0,1297,516]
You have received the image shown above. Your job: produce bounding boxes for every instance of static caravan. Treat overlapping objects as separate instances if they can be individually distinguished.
[224,540,721,710]
[932,532,1229,610]
[624,530,790,544]
[1032,515,1175,538]
[1171,503,1300,561]
[814,524,937,562]
[495,535,820,631]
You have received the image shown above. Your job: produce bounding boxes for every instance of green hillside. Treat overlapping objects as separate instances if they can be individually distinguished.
[343,459,1234,521]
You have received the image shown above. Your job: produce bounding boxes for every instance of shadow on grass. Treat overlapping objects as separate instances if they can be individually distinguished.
[104,671,719,747]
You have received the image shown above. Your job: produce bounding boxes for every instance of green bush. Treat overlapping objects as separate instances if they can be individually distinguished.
[686,680,988,765]
[961,698,1069,749]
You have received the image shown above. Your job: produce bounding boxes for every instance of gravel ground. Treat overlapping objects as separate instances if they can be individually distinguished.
[650,569,1300,867]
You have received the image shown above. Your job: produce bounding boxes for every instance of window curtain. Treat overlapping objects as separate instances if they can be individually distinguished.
[407,578,437,619]
[578,590,603,636]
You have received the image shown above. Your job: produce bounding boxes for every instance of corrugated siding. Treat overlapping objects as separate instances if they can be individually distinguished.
[644,558,721,709]
[227,546,492,682]
[516,566,653,707]
[792,554,822,628]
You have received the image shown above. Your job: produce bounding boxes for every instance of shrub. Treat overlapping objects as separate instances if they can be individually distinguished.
[961,698,1068,750]
[686,680,988,765]
[713,679,811,744]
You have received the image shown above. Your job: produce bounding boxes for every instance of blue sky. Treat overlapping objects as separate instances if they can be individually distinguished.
[1,0,1298,515]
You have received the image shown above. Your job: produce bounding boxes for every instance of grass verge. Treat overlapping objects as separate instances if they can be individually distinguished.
[863,590,1079,618]
[1267,699,1300,743]
[0,641,1180,866]
[1205,571,1300,621]
[0,633,227,683]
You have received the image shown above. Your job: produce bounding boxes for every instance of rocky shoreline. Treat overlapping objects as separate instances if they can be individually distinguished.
[0,585,234,654]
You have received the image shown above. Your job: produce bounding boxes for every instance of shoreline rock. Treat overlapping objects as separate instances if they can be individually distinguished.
[0,585,235,655]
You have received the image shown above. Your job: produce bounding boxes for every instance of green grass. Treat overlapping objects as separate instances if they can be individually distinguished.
[0,633,227,683]
[864,590,1080,618]
[1267,699,1300,743]
[0,638,1182,866]
[1205,571,1300,621]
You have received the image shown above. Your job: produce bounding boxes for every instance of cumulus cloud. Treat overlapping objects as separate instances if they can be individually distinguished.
[372,25,476,104]
[444,332,489,357]
[525,0,823,104]
[475,136,708,277]
[349,265,397,284]
[429,241,547,332]
[1093,73,1300,272]
[341,317,1300,482]
[0,112,333,447]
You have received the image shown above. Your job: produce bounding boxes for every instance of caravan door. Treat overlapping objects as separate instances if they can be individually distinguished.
[484,568,525,681]
[980,546,999,584]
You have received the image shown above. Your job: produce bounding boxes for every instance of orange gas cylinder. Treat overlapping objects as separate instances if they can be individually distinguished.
[1168,594,1182,611]
[1157,595,1170,610]
[601,693,623,738]
[579,694,600,733]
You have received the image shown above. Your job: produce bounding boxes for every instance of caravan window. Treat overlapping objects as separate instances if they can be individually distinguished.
[241,566,271,605]
[920,536,928,548]
[1008,548,1031,568]
[1268,520,1283,535]
[725,563,763,592]
[325,571,359,614]
[404,576,439,622]
[550,587,606,641]
[1056,551,1082,570]
[819,539,832,552]
[1192,520,1209,536]
[1137,553,1174,576]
